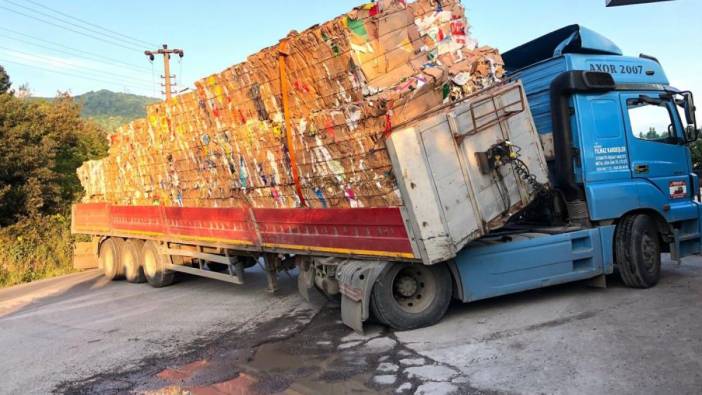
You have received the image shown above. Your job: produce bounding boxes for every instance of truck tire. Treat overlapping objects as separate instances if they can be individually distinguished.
[122,239,146,284]
[370,263,452,330]
[615,214,661,288]
[100,238,125,281]
[142,240,175,288]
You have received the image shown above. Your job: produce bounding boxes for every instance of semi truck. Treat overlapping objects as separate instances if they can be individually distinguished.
[72,25,700,333]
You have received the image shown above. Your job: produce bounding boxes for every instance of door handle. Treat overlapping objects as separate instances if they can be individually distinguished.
[634,164,649,174]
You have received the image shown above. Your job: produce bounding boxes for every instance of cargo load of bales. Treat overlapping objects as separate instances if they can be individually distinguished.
[78,0,505,209]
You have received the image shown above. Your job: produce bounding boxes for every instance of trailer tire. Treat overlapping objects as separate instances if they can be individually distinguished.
[100,238,125,281]
[615,214,661,289]
[142,241,175,288]
[370,263,452,331]
[123,239,146,284]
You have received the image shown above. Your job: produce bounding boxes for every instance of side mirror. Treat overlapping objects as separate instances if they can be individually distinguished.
[685,125,700,143]
[683,92,697,127]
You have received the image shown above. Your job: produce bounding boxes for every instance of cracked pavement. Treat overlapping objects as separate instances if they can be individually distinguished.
[1,255,701,394]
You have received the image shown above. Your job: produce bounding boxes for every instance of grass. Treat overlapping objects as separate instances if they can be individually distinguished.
[0,214,76,288]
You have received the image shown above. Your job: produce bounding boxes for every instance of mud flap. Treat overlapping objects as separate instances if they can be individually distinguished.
[587,274,607,289]
[336,261,389,333]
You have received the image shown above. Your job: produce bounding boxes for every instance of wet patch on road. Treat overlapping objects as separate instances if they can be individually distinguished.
[52,305,318,394]
[228,307,493,394]
[54,305,494,394]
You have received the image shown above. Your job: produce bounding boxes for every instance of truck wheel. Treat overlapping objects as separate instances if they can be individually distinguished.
[100,238,125,281]
[142,240,175,288]
[370,263,452,330]
[122,239,146,284]
[615,214,661,288]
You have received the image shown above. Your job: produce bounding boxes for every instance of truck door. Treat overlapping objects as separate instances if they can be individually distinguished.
[620,93,695,217]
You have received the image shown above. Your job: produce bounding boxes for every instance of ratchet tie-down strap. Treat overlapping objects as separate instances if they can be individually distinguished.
[278,38,307,207]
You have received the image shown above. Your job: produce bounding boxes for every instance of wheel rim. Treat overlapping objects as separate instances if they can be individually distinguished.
[143,247,157,278]
[391,265,437,314]
[641,232,658,274]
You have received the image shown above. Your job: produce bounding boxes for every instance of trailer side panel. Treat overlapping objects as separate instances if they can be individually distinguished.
[72,204,418,260]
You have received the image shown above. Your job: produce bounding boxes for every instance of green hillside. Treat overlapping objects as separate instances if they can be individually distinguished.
[75,90,159,130]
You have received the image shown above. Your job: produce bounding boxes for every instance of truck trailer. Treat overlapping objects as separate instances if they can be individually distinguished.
[73,24,700,332]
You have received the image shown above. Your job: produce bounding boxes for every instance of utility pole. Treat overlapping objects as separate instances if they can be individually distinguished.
[145,44,184,100]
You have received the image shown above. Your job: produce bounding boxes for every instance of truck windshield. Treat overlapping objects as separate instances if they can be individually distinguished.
[627,99,676,143]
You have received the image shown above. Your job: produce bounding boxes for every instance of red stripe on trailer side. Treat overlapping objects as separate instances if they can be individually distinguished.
[72,204,417,259]
[162,207,258,245]
[253,208,415,258]
[110,205,165,236]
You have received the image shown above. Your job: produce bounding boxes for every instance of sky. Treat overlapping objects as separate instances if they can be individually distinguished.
[0,0,700,99]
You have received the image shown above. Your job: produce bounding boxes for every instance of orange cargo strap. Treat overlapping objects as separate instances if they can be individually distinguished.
[382,100,395,139]
[278,38,307,207]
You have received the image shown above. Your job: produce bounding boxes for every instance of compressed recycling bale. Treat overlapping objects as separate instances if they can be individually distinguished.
[78,0,505,209]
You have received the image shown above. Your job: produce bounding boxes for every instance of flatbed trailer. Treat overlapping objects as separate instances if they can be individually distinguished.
[72,203,417,284]
[73,25,702,332]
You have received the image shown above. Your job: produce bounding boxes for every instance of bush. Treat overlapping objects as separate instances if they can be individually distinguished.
[0,86,108,287]
[0,214,75,288]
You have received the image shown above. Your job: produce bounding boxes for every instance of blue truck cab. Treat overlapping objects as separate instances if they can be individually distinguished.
[328,25,701,332]
[452,25,700,303]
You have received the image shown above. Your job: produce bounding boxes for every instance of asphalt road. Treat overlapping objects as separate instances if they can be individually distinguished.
[1,255,701,395]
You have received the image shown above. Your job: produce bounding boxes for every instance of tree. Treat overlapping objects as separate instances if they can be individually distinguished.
[0,93,107,226]
[0,64,10,94]
[690,140,702,171]
[41,93,108,207]
[645,127,660,140]
[15,83,31,99]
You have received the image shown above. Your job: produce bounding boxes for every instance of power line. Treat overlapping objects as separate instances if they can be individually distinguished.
[0,48,154,90]
[21,0,157,48]
[0,4,144,52]
[0,45,155,86]
[2,0,145,50]
[0,26,149,70]
[151,61,157,98]
[0,28,150,72]
[0,57,153,94]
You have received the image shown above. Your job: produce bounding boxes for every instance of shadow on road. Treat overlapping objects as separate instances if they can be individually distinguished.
[0,263,300,320]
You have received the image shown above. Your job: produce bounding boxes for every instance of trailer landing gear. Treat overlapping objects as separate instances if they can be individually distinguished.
[263,254,280,293]
[296,256,328,307]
